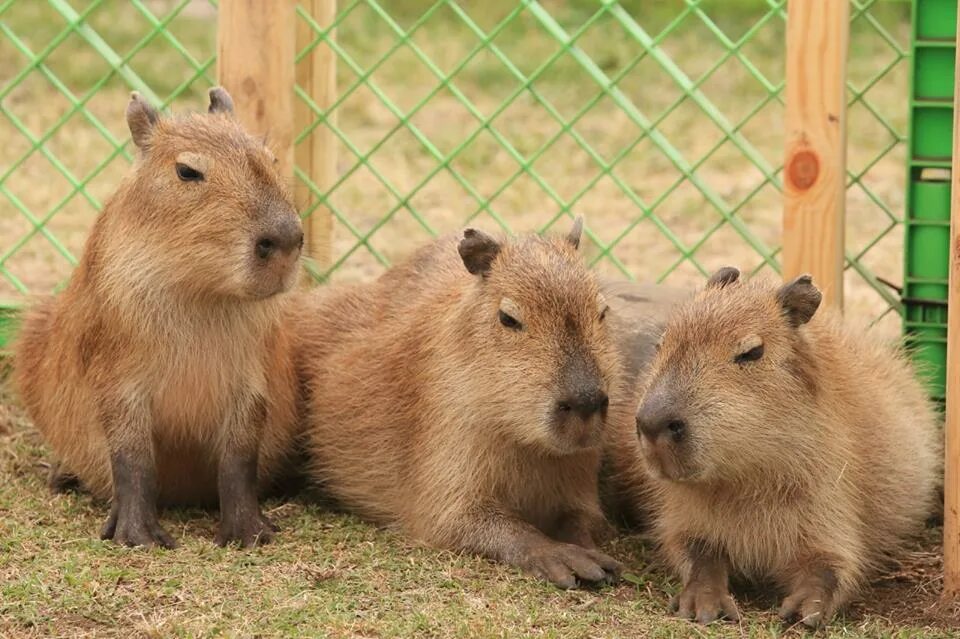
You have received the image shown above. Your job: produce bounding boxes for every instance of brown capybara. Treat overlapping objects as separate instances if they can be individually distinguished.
[14,88,303,549]
[291,220,629,588]
[631,267,941,627]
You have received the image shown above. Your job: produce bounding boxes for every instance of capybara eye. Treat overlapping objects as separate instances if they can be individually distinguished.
[599,305,609,322]
[734,344,764,364]
[498,310,521,330]
[175,163,204,182]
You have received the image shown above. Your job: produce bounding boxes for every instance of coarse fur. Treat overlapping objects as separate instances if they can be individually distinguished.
[13,88,303,548]
[292,223,633,588]
[628,269,941,627]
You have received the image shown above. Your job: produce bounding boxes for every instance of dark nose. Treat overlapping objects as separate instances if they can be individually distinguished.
[636,396,686,443]
[558,388,609,419]
[255,214,303,260]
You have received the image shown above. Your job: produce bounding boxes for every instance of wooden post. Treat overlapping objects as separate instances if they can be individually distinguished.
[295,0,337,270]
[217,0,297,180]
[782,0,849,308]
[943,8,960,599]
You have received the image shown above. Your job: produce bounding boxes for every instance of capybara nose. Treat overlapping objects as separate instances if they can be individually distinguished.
[558,388,609,419]
[255,217,303,259]
[636,407,686,444]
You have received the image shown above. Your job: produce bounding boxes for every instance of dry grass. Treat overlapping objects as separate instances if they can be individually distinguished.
[1,377,957,638]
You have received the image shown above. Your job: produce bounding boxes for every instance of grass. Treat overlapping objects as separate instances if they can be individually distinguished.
[0,378,957,638]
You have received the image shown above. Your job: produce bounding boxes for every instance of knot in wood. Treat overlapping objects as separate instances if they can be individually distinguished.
[787,149,819,191]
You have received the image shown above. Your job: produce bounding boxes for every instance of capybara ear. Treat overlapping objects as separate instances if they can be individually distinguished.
[566,216,584,250]
[459,228,501,277]
[126,91,159,150]
[706,266,740,289]
[777,274,822,327]
[208,86,235,115]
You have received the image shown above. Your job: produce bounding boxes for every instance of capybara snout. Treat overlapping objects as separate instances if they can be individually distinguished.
[254,214,303,260]
[556,386,609,420]
[249,202,303,298]
[556,347,608,417]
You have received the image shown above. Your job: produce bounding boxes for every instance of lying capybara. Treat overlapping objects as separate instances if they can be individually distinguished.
[292,220,630,587]
[632,267,940,627]
[14,88,303,548]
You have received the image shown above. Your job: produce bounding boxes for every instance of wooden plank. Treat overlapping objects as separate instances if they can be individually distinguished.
[943,6,960,599]
[782,0,849,308]
[217,0,297,180]
[295,0,337,271]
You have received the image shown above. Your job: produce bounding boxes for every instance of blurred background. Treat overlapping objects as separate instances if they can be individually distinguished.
[0,0,911,338]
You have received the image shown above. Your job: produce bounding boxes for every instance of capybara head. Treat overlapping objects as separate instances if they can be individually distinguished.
[635,267,823,482]
[119,87,302,300]
[457,219,619,454]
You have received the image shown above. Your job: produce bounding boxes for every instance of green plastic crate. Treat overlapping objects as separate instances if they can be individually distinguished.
[903,0,958,401]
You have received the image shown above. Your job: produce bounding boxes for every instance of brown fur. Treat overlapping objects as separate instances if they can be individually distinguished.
[290,224,633,587]
[13,89,303,548]
[618,269,941,626]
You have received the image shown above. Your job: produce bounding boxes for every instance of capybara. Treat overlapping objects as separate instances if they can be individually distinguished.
[632,267,940,627]
[14,88,303,548]
[293,220,629,587]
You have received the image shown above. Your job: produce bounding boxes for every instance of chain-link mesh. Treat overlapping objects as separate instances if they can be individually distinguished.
[0,0,912,340]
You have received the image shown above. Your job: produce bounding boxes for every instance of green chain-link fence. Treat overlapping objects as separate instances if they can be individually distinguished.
[0,0,912,345]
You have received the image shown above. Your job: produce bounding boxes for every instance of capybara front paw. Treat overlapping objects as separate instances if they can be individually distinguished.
[523,542,622,589]
[47,461,81,494]
[778,582,836,628]
[670,582,740,624]
[216,512,278,548]
[99,505,176,549]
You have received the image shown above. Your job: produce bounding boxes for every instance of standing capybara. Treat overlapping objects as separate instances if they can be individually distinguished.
[631,267,940,627]
[14,88,303,548]
[292,220,629,587]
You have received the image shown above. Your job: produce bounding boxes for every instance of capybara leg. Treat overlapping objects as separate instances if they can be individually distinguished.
[460,508,622,589]
[553,508,609,549]
[670,540,739,624]
[100,449,175,548]
[47,461,81,494]
[778,561,841,628]
[215,395,276,548]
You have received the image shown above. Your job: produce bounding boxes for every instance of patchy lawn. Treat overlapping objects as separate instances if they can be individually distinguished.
[1,379,956,638]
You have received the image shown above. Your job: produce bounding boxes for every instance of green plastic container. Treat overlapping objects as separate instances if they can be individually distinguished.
[904,0,957,401]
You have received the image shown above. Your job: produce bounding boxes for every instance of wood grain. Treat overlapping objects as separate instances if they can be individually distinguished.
[782,0,849,308]
[217,0,297,181]
[943,5,960,598]
[295,0,337,270]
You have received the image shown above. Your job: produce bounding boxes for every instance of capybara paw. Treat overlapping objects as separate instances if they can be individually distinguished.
[670,582,740,624]
[99,508,176,549]
[523,543,622,589]
[47,463,81,494]
[778,585,835,628]
[216,512,277,548]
